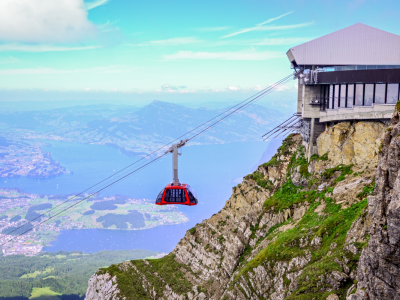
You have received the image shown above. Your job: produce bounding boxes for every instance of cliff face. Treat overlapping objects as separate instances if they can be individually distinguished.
[85,109,400,299]
[348,104,400,300]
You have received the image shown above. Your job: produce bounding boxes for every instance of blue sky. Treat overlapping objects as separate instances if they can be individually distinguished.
[0,0,399,106]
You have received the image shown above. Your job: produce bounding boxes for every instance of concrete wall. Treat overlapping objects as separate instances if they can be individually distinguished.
[299,84,322,118]
[320,104,395,122]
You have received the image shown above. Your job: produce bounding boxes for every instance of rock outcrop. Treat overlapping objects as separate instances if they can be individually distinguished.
[317,121,385,167]
[85,110,400,300]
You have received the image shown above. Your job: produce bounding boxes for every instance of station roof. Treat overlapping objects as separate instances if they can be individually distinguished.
[287,23,400,67]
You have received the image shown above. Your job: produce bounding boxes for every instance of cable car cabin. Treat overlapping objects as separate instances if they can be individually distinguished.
[156,184,198,206]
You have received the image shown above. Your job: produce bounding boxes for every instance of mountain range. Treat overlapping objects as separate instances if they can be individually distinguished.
[0,100,288,155]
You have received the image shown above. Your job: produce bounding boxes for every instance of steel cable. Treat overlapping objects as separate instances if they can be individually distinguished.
[1,71,299,244]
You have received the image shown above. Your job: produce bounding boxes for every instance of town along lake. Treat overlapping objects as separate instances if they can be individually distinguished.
[0,140,268,253]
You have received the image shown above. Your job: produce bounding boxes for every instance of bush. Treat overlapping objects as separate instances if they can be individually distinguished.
[90,201,117,211]
[9,215,21,223]
[96,211,145,229]
[2,223,33,236]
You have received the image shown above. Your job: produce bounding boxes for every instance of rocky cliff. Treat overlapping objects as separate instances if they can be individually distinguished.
[85,104,400,300]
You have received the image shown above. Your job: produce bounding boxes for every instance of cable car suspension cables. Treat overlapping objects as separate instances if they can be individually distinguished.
[1,71,299,246]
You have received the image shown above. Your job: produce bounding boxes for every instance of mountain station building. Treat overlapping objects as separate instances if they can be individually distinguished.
[287,23,400,158]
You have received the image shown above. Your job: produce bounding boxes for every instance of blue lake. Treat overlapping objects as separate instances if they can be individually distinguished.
[0,140,270,253]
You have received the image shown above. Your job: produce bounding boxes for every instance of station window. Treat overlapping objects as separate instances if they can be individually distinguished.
[355,84,364,106]
[374,84,386,104]
[347,84,354,108]
[387,84,399,104]
[327,83,399,109]
[364,84,374,106]
[340,84,347,108]
[334,85,340,109]
[329,85,334,109]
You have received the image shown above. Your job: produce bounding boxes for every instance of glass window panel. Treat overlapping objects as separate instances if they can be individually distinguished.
[355,84,363,106]
[374,84,386,104]
[347,84,354,108]
[364,84,374,106]
[329,85,334,109]
[334,85,339,109]
[340,84,347,107]
[156,189,165,203]
[387,84,399,104]
[164,189,186,202]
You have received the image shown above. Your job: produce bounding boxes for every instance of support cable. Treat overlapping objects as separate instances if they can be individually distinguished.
[2,73,293,237]
[1,71,299,243]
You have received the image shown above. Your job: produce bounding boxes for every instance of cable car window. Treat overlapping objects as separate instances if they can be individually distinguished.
[186,185,198,204]
[156,189,164,204]
[186,185,198,199]
[164,188,186,203]
[186,190,197,204]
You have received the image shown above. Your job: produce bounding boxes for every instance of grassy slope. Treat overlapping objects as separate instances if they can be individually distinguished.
[229,136,371,299]
[98,254,194,300]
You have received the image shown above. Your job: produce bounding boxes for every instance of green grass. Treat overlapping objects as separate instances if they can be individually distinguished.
[21,271,42,279]
[321,164,353,184]
[98,254,194,300]
[357,179,375,200]
[21,267,53,279]
[244,171,273,190]
[263,179,322,212]
[29,287,61,299]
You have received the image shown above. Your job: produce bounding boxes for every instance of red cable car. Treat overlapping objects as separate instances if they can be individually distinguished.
[155,139,198,206]
[155,183,198,206]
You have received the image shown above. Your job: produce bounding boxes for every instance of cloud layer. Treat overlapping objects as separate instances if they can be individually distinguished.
[0,0,96,43]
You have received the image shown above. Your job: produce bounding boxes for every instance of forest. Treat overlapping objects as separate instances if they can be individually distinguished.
[0,249,155,299]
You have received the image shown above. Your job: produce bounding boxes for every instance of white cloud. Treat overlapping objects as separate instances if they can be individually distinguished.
[86,0,110,10]
[256,11,294,27]
[0,0,97,43]
[221,21,314,39]
[228,86,241,91]
[157,84,194,93]
[98,20,120,32]
[192,27,231,32]
[161,84,188,91]
[243,37,314,46]
[220,11,314,39]
[163,49,284,61]
[0,65,130,75]
[221,11,293,39]
[0,44,100,52]
[131,37,203,46]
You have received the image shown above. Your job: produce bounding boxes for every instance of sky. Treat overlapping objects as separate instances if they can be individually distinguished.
[0,0,399,107]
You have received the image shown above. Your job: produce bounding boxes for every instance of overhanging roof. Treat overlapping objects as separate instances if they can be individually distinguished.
[287,23,400,66]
